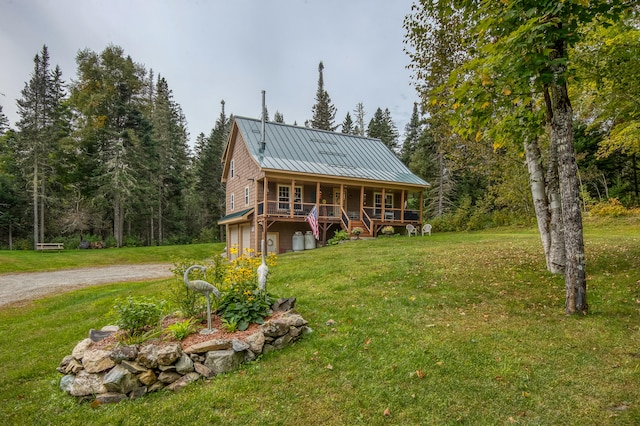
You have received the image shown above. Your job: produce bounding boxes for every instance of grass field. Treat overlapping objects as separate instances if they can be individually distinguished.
[0,217,638,425]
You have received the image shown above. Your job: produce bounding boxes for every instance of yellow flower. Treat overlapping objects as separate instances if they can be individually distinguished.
[244,290,251,296]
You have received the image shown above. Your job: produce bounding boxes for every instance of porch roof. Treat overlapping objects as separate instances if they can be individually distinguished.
[218,208,253,225]
[235,117,429,187]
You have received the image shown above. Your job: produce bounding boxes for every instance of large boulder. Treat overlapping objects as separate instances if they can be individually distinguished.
[103,365,141,394]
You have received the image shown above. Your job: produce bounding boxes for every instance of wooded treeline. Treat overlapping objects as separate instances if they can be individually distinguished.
[0,45,232,249]
[1,4,639,253]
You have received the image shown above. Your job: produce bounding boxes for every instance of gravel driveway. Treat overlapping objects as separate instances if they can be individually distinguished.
[0,263,174,308]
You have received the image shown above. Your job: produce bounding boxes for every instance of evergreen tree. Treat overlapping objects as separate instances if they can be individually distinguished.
[194,100,230,238]
[15,45,66,248]
[310,61,337,131]
[70,45,148,247]
[353,102,366,136]
[273,111,284,123]
[367,107,399,151]
[148,75,191,245]
[0,105,8,134]
[341,112,354,134]
[401,103,422,165]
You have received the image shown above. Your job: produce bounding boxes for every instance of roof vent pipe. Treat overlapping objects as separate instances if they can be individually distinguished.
[260,90,266,151]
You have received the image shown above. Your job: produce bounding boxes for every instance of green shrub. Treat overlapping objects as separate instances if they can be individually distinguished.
[589,198,632,217]
[328,230,350,245]
[112,296,167,336]
[166,318,198,340]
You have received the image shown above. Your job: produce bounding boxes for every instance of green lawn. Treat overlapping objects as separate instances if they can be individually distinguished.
[0,243,224,274]
[0,218,639,425]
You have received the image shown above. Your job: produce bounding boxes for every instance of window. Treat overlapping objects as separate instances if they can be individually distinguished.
[230,193,235,211]
[244,186,250,205]
[293,186,303,211]
[230,160,235,178]
[278,185,290,210]
[374,192,394,212]
[277,185,303,211]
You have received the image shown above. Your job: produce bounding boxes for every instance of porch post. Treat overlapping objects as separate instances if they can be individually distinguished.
[381,188,386,220]
[360,186,364,220]
[401,190,406,224]
[420,190,424,224]
[340,184,344,213]
[290,179,296,218]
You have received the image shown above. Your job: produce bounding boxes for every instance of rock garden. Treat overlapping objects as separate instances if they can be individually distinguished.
[56,249,309,404]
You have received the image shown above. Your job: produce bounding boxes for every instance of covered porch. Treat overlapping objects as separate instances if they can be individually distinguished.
[254,175,424,242]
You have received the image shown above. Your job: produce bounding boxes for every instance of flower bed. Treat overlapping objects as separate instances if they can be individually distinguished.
[57,306,310,404]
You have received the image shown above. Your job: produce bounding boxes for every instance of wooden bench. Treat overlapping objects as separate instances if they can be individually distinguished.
[36,243,64,252]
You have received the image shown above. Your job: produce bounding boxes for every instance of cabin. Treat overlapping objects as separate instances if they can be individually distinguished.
[219,116,429,257]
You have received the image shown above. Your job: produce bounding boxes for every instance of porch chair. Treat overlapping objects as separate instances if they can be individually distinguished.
[406,224,418,237]
[422,223,432,236]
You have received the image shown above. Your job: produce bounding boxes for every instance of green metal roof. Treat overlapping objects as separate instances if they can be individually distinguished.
[234,117,428,187]
[218,207,253,225]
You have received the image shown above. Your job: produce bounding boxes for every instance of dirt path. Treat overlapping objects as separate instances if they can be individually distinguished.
[0,263,174,308]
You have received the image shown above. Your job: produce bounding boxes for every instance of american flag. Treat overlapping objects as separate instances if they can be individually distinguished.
[306,205,319,240]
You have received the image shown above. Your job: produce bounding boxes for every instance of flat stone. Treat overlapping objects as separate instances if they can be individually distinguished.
[244,331,265,354]
[103,365,141,394]
[59,374,75,393]
[271,297,296,312]
[89,329,115,342]
[158,371,181,384]
[69,370,107,397]
[137,370,157,386]
[183,339,232,354]
[261,320,290,337]
[137,344,159,369]
[157,343,181,366]
[109,345,138,363]
[148,381,165,392]
[281,312,307,327]
[175,353,195,375]
[193,362,214,378]
[71,338,93,360]
[120,360,147,374]
[82,349,115,373]
[57,355,83,375]
[166,372,200,392]
[231,339,250,352]
[203,349,243,375]
[272,334,293,349]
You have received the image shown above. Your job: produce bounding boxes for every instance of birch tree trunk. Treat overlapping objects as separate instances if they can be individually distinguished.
[546,137,566,274]
[550,78,588,314]
[524,136,551,267]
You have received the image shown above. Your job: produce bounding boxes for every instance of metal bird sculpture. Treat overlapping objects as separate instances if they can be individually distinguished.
[257,240,269,291]
[184,265,220,333]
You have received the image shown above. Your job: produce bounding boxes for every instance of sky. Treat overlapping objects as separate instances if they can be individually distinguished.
[0,0,419,147]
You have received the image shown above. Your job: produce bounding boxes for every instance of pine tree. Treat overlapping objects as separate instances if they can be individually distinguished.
[195,100,230,237]
[401,103,422,165]
[15,45,66,249]
[341,112,354,134]
[149,75,191,245]
[367,107,399,151]
[273,111,284,123]
[353,102,366,136]
[0,105,8,134]
[70,45,148,247]
[310,61,337,131]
